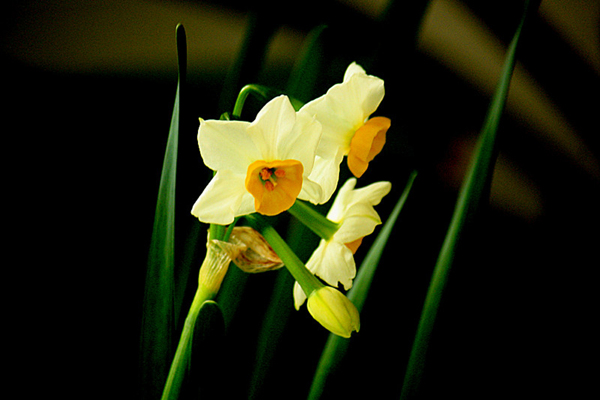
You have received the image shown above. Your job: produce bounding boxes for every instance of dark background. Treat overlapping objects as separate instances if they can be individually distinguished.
[3,1,598,399]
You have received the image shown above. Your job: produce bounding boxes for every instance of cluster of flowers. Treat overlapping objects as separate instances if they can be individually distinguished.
[191,62,392,337]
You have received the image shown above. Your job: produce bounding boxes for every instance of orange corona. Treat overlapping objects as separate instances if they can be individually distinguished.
[245,160,304,215]
[347,117,391,178]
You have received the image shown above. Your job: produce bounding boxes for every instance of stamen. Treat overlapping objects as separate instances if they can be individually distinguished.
[274,169,286,178]
[260,168,272,181]
[264,180,275,192]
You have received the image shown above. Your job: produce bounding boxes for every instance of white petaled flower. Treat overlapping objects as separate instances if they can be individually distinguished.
[294,178,392,308]
[191,95,324,225]
[298,62,390,202]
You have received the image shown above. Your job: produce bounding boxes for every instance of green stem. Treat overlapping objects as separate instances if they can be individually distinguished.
[232,84,270,119]
[246,214,324,296]
[160,287,210,400]
[288,200,340,241]
[208,217,240,243]
[209,223,225,242]
[162,218,239,399]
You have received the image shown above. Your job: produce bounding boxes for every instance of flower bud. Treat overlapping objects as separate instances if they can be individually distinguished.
[307,286,360,338]
[229,226,284,273]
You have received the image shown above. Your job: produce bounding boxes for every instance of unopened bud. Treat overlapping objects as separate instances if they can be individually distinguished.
[307,286,360,338]
[229,226,284,273]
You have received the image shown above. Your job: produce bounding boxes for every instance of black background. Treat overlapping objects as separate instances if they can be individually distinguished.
[3,1,598,399]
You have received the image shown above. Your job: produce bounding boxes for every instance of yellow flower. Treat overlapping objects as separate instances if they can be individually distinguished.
[191,95,323,225]
[294,178,391,308]
[299,62,390,201]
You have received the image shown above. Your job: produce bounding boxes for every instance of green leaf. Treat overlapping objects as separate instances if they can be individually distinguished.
[307,171,418,400]
[399,2,539,399]
[140,23,186,400]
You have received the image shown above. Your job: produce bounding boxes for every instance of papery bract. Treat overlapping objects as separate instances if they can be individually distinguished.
[191,95,323,225]
[228,226,284,273]
[294,178,391,308]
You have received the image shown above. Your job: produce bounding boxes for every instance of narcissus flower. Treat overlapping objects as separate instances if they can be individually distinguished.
[294,178,391,308]
[299,62,390,199]
[191,95,324,225]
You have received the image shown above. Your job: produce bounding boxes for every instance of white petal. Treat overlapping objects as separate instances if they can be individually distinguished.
[348,181,392,208]
[330,180,391,242]
[299,90,357,153]
[326,178,358,222]
[191,170,253,225]
[198,119,259,173]
[305,153,344,204]
[343,62,366,82]
[343,62,385,118]
[293,281,307,309]
[247,95,296,161]
[279,110,322,173]
[334,213,380,244]
[307,240,356,290]
[343,73,385,122]
[298,176,325,205]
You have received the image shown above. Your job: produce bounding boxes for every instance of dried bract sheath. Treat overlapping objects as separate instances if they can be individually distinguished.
[229,226,284,273]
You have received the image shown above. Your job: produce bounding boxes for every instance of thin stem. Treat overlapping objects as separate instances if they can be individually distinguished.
[162,218,239,399]
[160,287,209,400]
[288,200,340,241]
[232,84,270,119]
[246,214,324,296]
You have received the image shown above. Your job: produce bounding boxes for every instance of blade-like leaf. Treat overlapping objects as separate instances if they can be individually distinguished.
[308,171,418,400]
[140,23,186,400]
[399,2,539,399]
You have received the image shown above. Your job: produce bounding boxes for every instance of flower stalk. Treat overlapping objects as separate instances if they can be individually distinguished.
[160,287,207,400]
[161,237,240,400]
[246,214,359,337]
[246,214,324,296]
[232,84,272,119]
[288,199,340,241]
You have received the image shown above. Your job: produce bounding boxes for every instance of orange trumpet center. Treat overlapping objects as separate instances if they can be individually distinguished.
[344,237,364,254]
[347,116,391,178]
[245,160,303,216]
